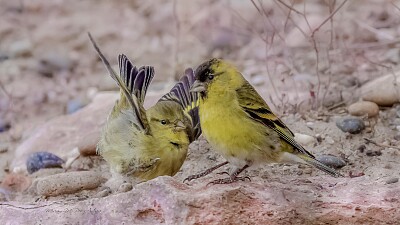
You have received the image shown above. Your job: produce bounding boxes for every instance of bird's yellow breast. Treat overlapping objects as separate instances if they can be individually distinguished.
[199,91,275,166]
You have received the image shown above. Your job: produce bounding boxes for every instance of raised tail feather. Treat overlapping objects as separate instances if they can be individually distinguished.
[297,154,344,178]
[118,54,154,105]
[88,32,153,132]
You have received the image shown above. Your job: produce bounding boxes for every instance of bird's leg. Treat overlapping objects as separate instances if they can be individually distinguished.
[183,161,229,183]
[207,165,250,185]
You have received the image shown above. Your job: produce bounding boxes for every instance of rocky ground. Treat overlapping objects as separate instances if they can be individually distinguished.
[1,0,400,224]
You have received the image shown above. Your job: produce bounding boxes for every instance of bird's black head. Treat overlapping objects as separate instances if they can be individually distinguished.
[194,58,219,82]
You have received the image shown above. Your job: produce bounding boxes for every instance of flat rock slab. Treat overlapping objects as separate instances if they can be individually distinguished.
[0,176,399,224]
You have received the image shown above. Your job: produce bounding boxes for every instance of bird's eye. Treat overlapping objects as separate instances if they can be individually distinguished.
[160,120,167,125]
[208,74,214,80]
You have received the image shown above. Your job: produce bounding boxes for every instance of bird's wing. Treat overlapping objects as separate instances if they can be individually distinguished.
[118,54,154,105]
[159,68,201,141]
[88,33,153,134]
[236,80,315,159]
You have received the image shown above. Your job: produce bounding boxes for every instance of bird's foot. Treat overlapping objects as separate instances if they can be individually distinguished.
[183,161,229,183]
[183,171,211,183]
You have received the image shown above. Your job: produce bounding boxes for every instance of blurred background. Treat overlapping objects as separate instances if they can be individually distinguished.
[0,0,399,179]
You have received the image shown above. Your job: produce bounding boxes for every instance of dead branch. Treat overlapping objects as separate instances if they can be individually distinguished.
[364,138,400,151]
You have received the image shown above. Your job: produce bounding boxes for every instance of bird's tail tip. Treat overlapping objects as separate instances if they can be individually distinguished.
[298,155,344,178]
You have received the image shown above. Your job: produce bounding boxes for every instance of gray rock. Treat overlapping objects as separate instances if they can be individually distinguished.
[9,40,32,57]
[386,177,399,184]
[0,118,11,132]
[316,155,346,169]
[26,152,64,174]
[66,99,86,114]
[336,117,365,134]
[0,143,8,153]
[37,52,74,77]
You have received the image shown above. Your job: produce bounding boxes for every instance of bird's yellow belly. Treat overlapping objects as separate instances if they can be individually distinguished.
[138,143,188,181]
[200,100,279,167]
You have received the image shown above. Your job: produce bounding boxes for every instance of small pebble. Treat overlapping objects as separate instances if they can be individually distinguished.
[336,117,365,134]
[325,136,335,145]
[366,150,382,156]
[348,101,379,117]
[1,173,32,192]
[385,177,399,184]
[37,52,74,77]
[339,76,359,88]
[250,74,265,86]
[306,122,314,129]
[66,99,86,114]
[396,107,400,118]
[392,118,400,126]
[394,133,400,141]
[0,143,8,153]
[26,152,65,174]
[118,182,133,193]
[0,52,9,62]
[315,134,323,143]
[9,40,32,57]
[97,188,112,198]
[0,119,11,132]
[294,133,316,146]
[357,145,366,153]
[316,155,346,169]
[303,168,313,175]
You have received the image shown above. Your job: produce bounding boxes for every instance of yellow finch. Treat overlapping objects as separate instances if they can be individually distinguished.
[186,58,342,184]
[88,33,200,184]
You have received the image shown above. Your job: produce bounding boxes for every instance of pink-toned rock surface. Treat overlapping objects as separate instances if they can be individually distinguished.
[0,176,399,224]
[10,93,117,173]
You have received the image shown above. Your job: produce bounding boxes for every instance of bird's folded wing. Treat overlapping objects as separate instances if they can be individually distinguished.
[236,81,315,158]
[117,54,154,133]
[159,68,201,141]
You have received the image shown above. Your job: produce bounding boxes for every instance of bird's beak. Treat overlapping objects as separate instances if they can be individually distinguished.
[190,80,206,93]
[174,120,186,131]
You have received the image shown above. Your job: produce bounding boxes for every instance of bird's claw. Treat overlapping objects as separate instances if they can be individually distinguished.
[216,171,229,176]
[183,174,203,183]
[206,176,251,186]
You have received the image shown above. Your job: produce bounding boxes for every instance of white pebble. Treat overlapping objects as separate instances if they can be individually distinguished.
[325,136,335,145]
[294,133,316,146]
